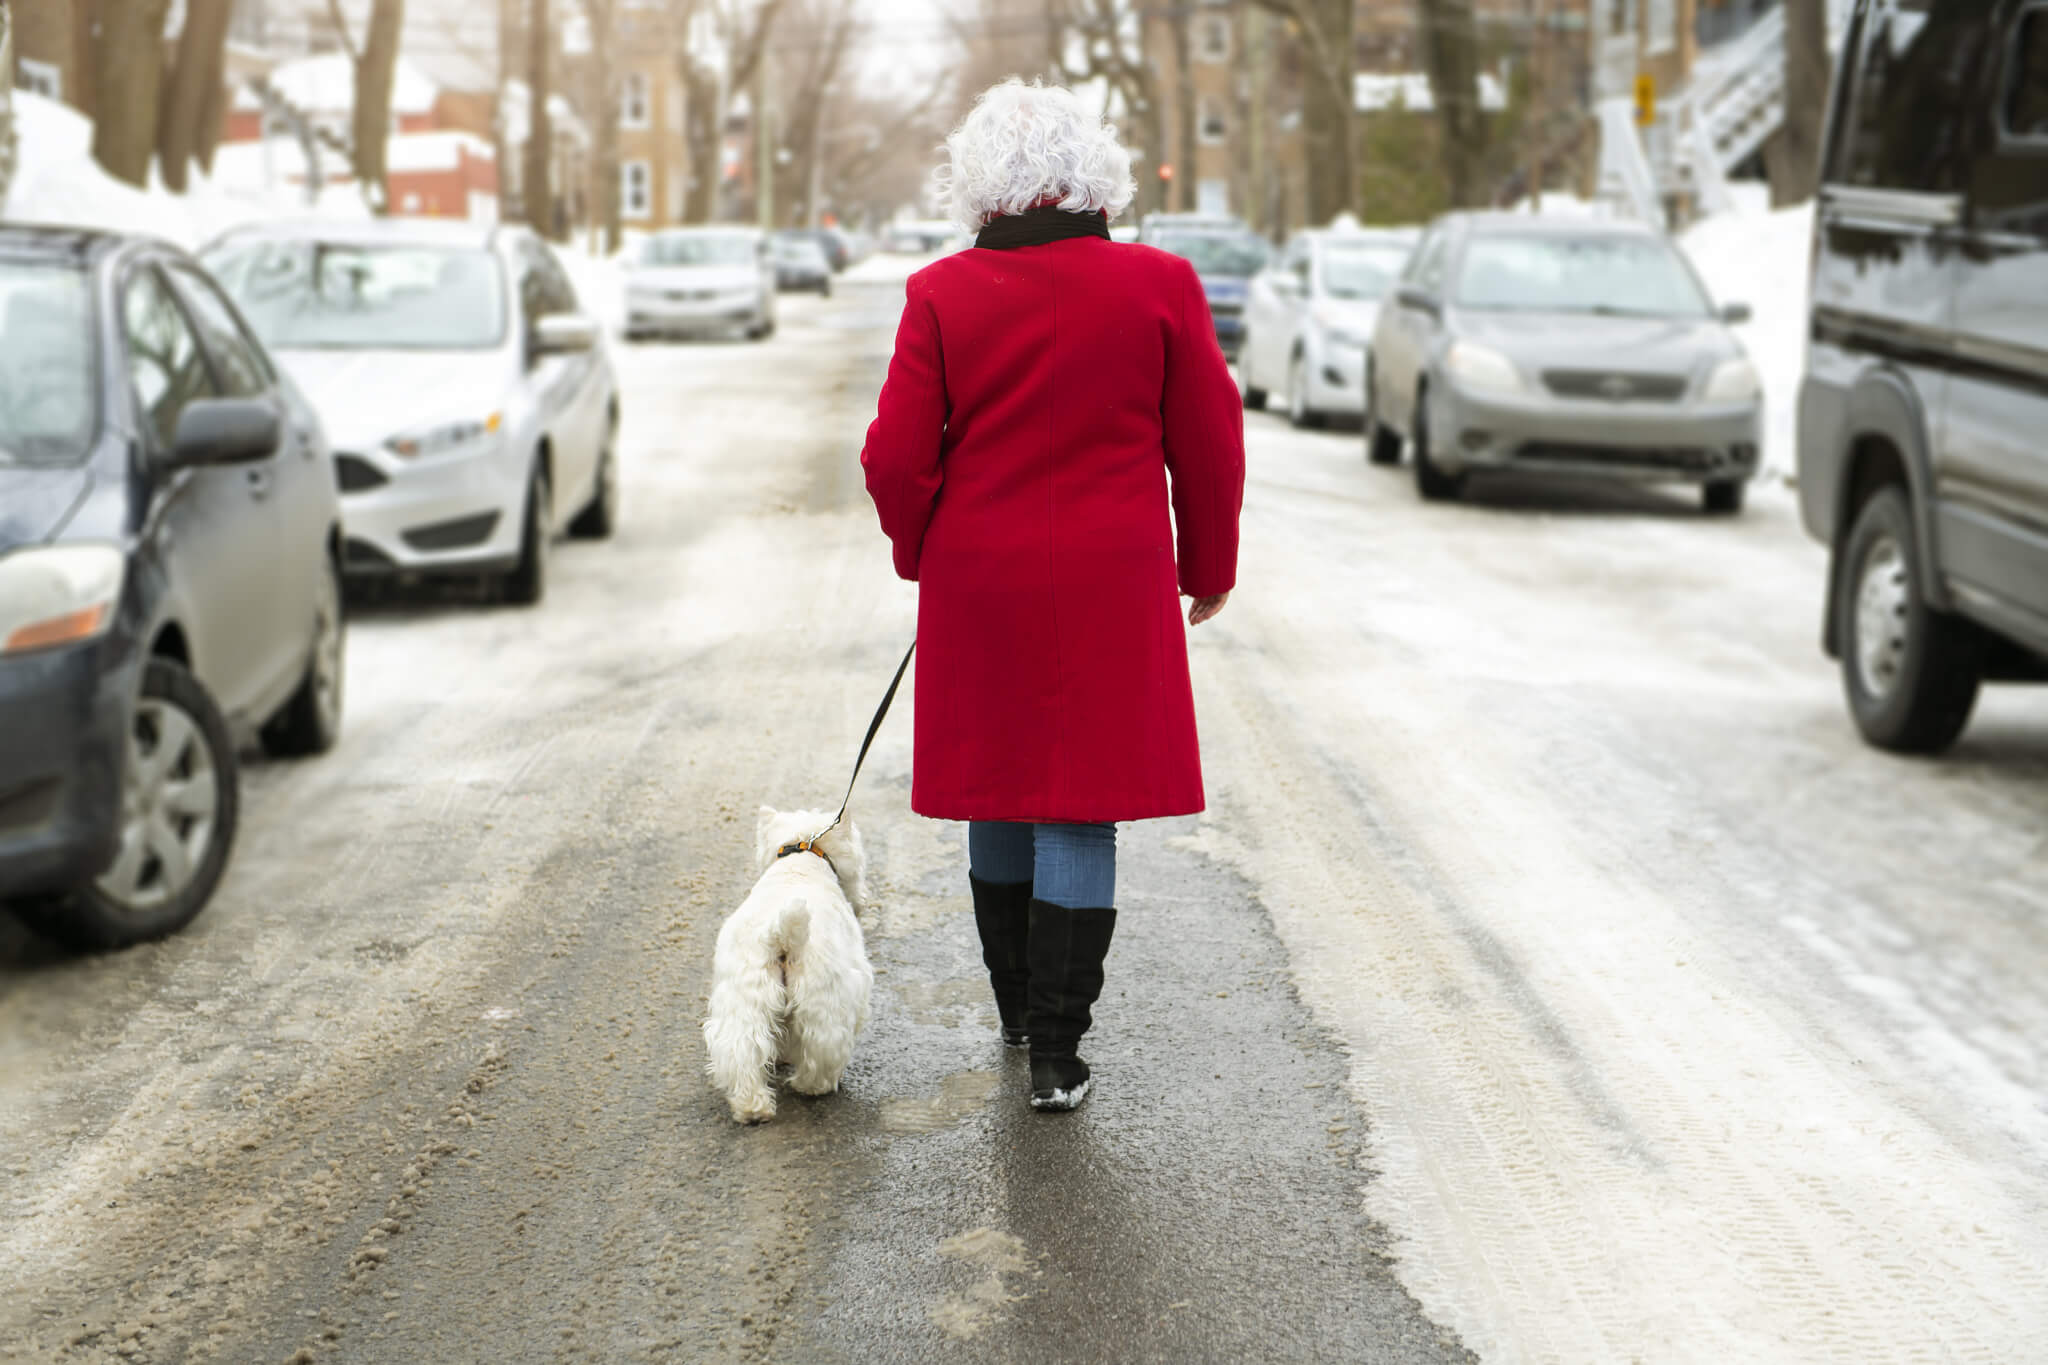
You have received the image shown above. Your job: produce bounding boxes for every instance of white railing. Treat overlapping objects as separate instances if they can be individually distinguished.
[1596,98,1668,231]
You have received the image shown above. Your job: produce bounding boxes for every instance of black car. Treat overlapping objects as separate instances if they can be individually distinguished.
[1137,213,1271,360]
[1796,0,2048,752]
[771,233,834,294]
[0,226,344,949]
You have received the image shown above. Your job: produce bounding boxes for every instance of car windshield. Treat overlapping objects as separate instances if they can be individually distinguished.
[203,241,506,349]
[774,238,825,264]
[1152,233,1270,277]
[1321,243,1411,300]
[0,261,97,468]
[642,234,755,267]
[1454,233,1712,317]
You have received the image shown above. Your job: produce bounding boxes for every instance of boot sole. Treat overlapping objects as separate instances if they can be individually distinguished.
[1030,1077,1092,1112]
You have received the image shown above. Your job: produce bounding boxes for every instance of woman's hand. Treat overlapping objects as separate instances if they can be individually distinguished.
[1187,592,1230,626]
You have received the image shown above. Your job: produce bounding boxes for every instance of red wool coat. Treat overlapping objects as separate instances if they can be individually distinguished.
[860,236,1246,823]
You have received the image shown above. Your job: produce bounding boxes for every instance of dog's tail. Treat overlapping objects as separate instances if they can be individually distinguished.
[768,896,810,960]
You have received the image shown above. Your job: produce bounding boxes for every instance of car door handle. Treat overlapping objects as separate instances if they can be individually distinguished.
[246,467,273,499]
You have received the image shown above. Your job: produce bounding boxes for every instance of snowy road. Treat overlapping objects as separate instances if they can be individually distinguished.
[3,262,2045,1363]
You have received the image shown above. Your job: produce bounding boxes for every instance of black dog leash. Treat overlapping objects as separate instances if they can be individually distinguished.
[777,639,917,861]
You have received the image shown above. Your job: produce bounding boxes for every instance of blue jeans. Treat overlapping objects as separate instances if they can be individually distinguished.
[968,822,1117,909]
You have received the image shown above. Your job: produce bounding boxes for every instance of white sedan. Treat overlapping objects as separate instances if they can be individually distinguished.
[1240,227,1419,428]
[204,220,620,605]
[624,229,777,342]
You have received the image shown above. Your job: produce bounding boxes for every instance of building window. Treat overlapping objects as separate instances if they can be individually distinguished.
[1198,15,1231,63]
[16,58,61,99]
[1199,97,1228,145]
[621,72,650,130]
[622,160,652,219]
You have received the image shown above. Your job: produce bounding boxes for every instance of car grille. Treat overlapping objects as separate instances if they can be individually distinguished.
[401,511,501,551]
[334,453,388,493]
[1540,369,1688,403]
[668,288,722,302]
[1518,442,1728,472]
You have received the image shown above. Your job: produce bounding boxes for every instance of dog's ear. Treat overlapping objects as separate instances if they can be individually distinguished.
[754,806,781,864]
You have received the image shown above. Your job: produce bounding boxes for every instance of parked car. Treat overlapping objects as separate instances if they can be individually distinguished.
[785,227,853,272]
[619,227,778,341]
[1796,0,2048,753]
[0,226,344,949]
[885,220,959,253]
[1137,213,1271,360]
[1242,226,1419,427]
[771,233,834,295]
[203,219,619,603]
[1364,213,1761,511]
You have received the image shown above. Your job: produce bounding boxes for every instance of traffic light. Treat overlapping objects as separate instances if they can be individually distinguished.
[1158,163,1175,182]
[1634,73,1656,127]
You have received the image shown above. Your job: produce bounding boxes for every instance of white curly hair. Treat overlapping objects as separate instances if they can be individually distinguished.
[939,79,1137,235]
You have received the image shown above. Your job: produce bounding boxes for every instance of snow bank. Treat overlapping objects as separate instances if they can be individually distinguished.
[1680,183,1814,484]
[557,245,626,337]
[2,91,367,249]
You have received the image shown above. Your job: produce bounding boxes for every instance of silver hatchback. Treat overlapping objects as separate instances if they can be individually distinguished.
[1364,214,1762,513]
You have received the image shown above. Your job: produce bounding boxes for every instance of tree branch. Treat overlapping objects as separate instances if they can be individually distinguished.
[326,0,363,62]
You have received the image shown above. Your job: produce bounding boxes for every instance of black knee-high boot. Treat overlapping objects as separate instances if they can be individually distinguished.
[1025,899,1117,1111]
[969,875,1032,1047]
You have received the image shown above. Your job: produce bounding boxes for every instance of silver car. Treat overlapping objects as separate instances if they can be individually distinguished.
[203,220,620,604]
[1364,214,1762,513]
[1241,226,1419,427]
[624,228,777,342]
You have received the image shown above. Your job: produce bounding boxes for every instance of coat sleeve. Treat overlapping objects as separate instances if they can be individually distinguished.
[860,274,948,582]
[1160,258,1247,599]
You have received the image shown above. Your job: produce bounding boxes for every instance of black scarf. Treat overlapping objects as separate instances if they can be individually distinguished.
[975,205,1111,250]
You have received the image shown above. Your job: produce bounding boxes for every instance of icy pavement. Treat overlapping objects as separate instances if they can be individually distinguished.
[2,271,2045,1363]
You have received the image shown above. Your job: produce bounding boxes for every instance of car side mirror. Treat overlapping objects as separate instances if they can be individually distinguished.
[1720,301,1752,325]
[533,313,599,355]
[1396,284,1442,318]
[168,397,281,467]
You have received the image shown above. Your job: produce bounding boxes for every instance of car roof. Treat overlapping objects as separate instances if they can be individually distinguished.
[651,225,761,237]
[1315,227,1422,246]
[204,217,505,251]
[0,223,174,264]
[1452,212,1662,239]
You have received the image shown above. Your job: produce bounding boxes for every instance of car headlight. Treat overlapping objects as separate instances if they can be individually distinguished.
[1444,341,1524,395]
[0,544,125,656]
[387,412,503,459]
[1703,357,1762,403]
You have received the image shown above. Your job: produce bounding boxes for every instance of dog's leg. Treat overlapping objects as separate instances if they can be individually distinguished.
[704,977,781,1124]
[786,990,858,1096]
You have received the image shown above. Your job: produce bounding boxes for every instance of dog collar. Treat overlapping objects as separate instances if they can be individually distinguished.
[775,838,833,870]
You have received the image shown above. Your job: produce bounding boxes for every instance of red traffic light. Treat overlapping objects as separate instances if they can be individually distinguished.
[1158,163,1174,181]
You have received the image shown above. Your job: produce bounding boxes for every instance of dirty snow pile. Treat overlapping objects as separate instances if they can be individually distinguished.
[1,91,365,248]
[1679,183,1815,484]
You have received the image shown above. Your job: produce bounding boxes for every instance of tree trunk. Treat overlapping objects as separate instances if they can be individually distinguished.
[90,0,172,187]
[158,0,233,193]
[586,0,621,251]
[524,0,553,234]
[680,59,721,222]
[1291,0,1356,224]
[352,0,406,212]
[1419,0,1487,208]
[1769,0,1831,207]
[1170,12,1196,212]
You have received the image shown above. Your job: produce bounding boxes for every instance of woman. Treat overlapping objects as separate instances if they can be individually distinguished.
[861,81,1245,1112]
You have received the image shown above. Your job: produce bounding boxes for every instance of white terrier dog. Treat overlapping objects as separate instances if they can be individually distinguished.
[703,807,874,1124]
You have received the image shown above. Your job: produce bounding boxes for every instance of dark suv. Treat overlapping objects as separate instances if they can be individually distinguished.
[0,227,344,948]
[1797,0,2048,752]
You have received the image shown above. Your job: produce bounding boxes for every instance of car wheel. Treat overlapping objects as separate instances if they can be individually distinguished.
[1287,353,1323,429]
[261,551,345,757]
[819,279,832,297]
[569,414,619,540]
[1411,386,1464,501]
[1364,359,1402,465]
[1836,484,1982,753]
[15,659,240,951]
[503,463,550,606]
[1703,479,1745,515]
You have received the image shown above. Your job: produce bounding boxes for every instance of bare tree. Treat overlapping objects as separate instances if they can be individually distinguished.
[327,0,408,212]
[583,0,623,250]
[1031,0,1167,216]
[1417,0,1486,208]
[1768,0,1831,206]
[1246,0,1354,223]
[158,0,234,193]
[524,0,553,233]
[673,0,784,223]
[91,0,172,187]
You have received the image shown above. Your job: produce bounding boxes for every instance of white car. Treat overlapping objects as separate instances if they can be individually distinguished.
[1240,227,1420,427]
[203,220,619,604]
[624,229,777,342]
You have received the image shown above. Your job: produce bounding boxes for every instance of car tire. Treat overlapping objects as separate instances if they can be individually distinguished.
[261,551,345,757]
[1836,484,1982,754]
[1703,479,1746,515]
[819,279,832,298]
[569,414,620,540]
[15,658,240,951]
[1364,359,1402,464]
[1287,353,1323,429]
[503,464,550,607]
[1411,386,1464,502]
